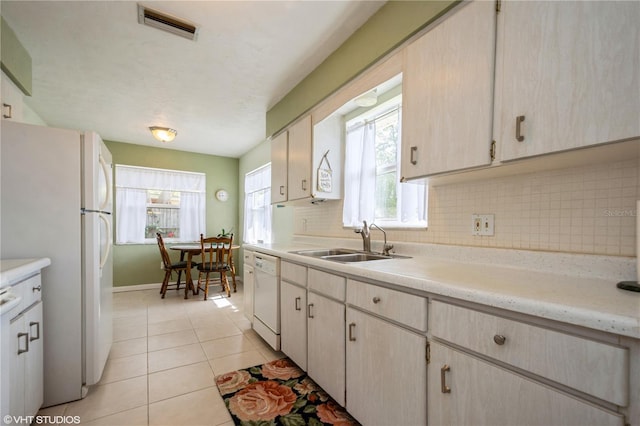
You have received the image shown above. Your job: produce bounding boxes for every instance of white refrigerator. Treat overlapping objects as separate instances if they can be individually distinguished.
[0,120,113,407]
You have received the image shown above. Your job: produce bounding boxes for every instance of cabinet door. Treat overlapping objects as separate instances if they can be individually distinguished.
[280,281,307,371]
[24,302,43,417]
[9,314,26,419]
[346,308,426,426]
[428,341,625,426]
[243,264,254,322]
[270,131,288,203]
[307,292,345,406]
[287,115,312,201]
[498,1,640,161]
[401,0,495,179]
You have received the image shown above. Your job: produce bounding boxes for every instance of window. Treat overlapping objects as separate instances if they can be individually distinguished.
[343,95,427,228]
[115,165,206,244]
[243,164,272,244]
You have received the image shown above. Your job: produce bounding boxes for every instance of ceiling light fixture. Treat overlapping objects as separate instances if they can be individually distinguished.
[149,126,177,143]
[354,89,378,107]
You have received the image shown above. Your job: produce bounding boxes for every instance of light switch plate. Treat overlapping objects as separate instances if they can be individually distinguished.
[472,214,494,236]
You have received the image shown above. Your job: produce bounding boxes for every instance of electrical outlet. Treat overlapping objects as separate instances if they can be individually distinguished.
[472,214,494,236]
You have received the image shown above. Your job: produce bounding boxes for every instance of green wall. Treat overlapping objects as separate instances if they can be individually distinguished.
[1,16,32,95]
[105,141,239,287]
[265,0,458,136]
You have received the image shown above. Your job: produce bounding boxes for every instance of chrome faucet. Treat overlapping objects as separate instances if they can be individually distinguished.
[355,221,394,255]
[370,223,394,256]
[354,220,371,252]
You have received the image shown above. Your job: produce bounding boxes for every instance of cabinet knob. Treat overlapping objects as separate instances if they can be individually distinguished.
[307,303,314,319]
[295,296,301,311]
[280,185,285,195]
[516,115,525,142]
[3,103,12,119]
[348,322,356,341]
[372,296,381,304]
[441,364,451,393]
[493,334,506,345]
[32,285,41,292]
[17,332,29,355]
[410,146,418,165]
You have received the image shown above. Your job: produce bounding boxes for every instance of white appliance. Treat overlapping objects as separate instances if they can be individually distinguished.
[0,121,113,407]
[253,253,280,350]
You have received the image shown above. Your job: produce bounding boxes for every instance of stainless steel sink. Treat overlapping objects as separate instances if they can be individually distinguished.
[290,248,357,257]
[323,253,391,262]
[289,248,410,263]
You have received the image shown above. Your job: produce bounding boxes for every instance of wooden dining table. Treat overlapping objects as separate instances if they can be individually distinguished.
[169,244,240,298]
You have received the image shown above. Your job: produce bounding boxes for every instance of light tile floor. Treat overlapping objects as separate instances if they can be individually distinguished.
[38,283,284,425]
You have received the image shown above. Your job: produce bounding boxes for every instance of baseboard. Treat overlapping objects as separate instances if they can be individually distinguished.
[112,283,161,292]
[112,279,244,293]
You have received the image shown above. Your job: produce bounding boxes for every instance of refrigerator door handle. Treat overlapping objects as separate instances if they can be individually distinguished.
[99,213,112,269]
[98,153,112,212]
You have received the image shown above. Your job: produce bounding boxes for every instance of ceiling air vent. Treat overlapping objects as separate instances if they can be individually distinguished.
[137,4,198,41]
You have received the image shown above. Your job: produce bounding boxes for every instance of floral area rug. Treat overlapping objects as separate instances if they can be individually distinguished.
[215,358,360,425]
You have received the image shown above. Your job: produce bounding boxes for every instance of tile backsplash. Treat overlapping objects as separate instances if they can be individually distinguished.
[293,158,639,257]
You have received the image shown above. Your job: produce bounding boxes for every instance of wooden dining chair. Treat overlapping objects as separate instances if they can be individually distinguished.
[156,232,189,299]
[196,233,233,300]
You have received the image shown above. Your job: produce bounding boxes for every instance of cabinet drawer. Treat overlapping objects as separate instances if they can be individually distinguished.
[243,251,254,264]
[281,261,307,287]
[11,274,42,313]
[430,301,629,406]
[308,268,345,301]
[347,279,427,332]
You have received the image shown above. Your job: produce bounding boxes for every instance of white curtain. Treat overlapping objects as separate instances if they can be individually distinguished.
[115,165,206,244]
[115,188,147,244]
[243,165,272,244]
[179,191,205,242]
[343,122,376,227]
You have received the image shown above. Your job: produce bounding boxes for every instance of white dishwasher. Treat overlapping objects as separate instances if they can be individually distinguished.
[252,253,281,350]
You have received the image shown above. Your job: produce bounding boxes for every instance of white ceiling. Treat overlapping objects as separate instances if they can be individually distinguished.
[1,0,385,158]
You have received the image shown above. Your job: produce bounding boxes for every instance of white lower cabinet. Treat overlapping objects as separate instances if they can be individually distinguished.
[10,300,44,420]
[429,300,629,426]
[242,251,254,323]
[280,280,307,370]
[346,307,426,426]
[428,340,625,426]
[307,290,346,406]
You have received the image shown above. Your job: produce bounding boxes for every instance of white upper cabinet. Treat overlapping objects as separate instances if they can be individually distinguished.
[271,113,342,204]
[287,115,313,201]
[401,0,496,180]
[497,1,640,161]
[270,131,288,204]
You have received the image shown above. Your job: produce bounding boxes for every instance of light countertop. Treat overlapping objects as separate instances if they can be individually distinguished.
[0,258,51,288]
[245,239,639,339]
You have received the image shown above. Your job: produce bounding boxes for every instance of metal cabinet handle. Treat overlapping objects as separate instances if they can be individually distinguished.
[30,321,41,342]
[3,103,12,119]
[348,323,356,341]
[307,303,314,319]
[493,334,506,345]
[32,285,41,293]
[410,146,418,165]
[516,115,525,142]
[441,364,451,393]
[295,297,301,311]
[372,297,381,304]
[280,185,285,195]
[302,180,307,191]
[17,332,29,355]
